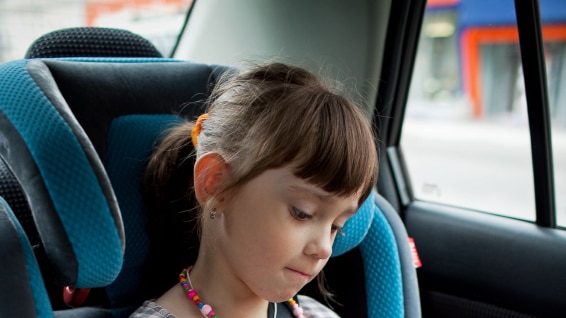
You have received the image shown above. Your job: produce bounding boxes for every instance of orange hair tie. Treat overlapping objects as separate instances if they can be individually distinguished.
[191,113,209,148]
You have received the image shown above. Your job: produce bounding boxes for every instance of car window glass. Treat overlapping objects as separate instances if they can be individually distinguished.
[0,0,191,63]
[401,0,538,221]
[538,3,566,227]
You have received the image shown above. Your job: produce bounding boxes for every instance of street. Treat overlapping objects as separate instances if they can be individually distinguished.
[401,117,566,225]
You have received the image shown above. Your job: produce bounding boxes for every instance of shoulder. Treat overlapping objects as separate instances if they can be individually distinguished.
[129,300,176,318]
[297,295,340,318]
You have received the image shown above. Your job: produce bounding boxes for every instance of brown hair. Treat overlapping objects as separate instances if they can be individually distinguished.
[144,62,378,298]
[148,63,377,206]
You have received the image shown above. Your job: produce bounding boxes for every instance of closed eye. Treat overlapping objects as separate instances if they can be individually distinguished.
[291,207,312,221]
[332,224,345,236]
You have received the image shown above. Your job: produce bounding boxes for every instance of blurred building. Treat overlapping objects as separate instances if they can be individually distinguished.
[410,0,566,124]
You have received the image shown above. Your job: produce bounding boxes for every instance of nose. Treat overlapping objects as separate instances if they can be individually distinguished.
[304,230,333,260]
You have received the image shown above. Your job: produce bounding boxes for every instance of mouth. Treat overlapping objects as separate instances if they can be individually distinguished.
[286,267,312,280]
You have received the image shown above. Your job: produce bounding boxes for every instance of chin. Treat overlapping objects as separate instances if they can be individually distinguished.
[262,287,303,303]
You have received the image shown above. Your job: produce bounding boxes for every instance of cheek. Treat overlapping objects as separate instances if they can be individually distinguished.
[231,214,301,267]
[226,192,286,238]
[221,186,305,263]
[242,217,297,256]
[223,202,286,249]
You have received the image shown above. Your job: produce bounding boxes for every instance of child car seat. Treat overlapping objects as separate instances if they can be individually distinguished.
[0,56,420,317]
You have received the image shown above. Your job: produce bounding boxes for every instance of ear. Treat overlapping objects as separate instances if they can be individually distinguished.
[194,152,228,206]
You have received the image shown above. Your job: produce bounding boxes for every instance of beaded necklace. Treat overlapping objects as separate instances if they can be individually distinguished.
[179,268,305,318]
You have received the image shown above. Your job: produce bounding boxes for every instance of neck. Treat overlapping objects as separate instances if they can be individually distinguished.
[188,252,270,318]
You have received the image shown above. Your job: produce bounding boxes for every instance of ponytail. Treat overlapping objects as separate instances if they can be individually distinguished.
[144,121,200,287]
[144,122,196,204]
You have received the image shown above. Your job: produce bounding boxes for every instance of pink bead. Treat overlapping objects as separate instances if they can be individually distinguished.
[207,310,215,317]
[187,289,197,299]
[200,304,212,315]
[293,306,304,316]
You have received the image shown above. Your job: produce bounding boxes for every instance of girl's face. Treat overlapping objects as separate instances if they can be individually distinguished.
[213,165,360,302]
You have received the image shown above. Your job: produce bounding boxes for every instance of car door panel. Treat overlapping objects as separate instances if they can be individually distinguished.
[405,202,566,317]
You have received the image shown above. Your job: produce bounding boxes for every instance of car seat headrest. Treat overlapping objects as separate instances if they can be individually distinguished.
[25,27,162,59]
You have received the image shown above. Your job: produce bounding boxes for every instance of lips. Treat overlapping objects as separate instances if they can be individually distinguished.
[286,267,313,280]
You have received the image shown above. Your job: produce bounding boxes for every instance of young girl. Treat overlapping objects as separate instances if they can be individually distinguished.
[131,63,378,318]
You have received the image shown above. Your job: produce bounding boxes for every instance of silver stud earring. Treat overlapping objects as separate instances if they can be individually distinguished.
[209,208,217,219]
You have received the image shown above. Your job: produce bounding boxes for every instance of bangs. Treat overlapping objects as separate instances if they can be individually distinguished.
[291,93,378,204]
[220,70,378,206]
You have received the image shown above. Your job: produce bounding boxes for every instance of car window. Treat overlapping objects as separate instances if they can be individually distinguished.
[0,0,191,63]
[538,4,566,227]
[400,0,560,222]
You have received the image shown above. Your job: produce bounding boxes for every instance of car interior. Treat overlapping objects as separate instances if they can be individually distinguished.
[0,0,565,317]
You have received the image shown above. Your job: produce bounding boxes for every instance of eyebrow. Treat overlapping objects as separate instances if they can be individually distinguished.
[287,184,332,201]
[287,184,359,215]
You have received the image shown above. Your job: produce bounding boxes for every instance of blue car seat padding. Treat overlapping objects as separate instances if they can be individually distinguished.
[0,197,54,318]
[0,58,420,317]
[332,190,375,258]
[360,198,404,317]
[0,59,125,287]
[376,194,422,318]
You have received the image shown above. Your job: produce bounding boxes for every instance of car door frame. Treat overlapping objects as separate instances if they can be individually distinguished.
[375,0,566,317]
